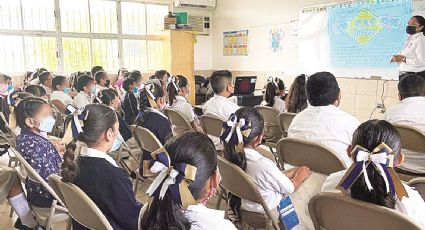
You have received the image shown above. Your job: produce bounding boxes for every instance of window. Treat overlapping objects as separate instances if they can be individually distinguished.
[0,0,169,73]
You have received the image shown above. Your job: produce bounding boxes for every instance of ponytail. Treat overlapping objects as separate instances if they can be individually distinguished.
[167,75,188,106]
[264,82,277,107]
[61,138,79,183]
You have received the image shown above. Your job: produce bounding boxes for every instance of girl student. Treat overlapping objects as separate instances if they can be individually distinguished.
[285,74,308,113]
[261,76,286,112]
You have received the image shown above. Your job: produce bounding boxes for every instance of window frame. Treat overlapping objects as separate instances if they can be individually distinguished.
[0,0,170,74]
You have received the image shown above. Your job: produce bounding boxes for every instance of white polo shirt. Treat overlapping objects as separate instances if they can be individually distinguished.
[384,96,425,133]
[260,96,286,113]
[73,91,92,110]
[322,170,425,228]
[50,91,73,107]
[170,96,196,123]
[241,148,295,213]
[202,95,239,121]
[399,33,425,73]
[288,105,360,167]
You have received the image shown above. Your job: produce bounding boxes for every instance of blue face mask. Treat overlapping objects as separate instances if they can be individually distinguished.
[38,115,56,133]
[63,87,71,94]
[6,84,13,92]
[110,134,124,152]
[133,86,139,94]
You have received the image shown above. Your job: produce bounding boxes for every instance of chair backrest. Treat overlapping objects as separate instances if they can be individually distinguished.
[217,156,280,230]
[54,175,113,230]
[277,138,346,175]
[254,105,282,138]
[394,124,425,152]
[309,192,422,230]
[407,177,425,200]
[132,126,163,153]
[199,115,224,138]
[11,147,66,207]
[164,108,192,131]
[48,174,66,205]
[277,112,296,135]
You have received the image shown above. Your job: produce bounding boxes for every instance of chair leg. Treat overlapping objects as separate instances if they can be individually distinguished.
[9,206,14,217]
[268,146,283,170]
[133,177,139,195]
[215,189,224,210]
[45,200,57,230]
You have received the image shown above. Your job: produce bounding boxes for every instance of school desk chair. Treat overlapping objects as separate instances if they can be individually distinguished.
[164,108,193,135]
[48,174,113,230]
[309,192,422,230]
[277,112,296,137]
[394,124,425,181]
[217,156,280,230]
[408,177,425,200]
[10,147,70,230]
[200,114,224,138]
[277,138,346,175]
[254,105,284,169]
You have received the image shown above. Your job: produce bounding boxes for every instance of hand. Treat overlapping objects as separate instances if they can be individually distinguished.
[68,91,78,98]
[295,166,311,181]
[390,55,405,63]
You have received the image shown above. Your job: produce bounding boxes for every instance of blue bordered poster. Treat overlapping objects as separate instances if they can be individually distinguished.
[223,30,249,56]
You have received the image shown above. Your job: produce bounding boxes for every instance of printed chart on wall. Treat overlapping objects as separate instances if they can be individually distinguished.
[223,30,249,56]
[328,0,412,68]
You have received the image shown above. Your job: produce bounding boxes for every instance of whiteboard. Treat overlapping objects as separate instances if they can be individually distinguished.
[298,0,425,80]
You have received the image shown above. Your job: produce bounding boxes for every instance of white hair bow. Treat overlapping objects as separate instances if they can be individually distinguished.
[356,150,390,192]
[168,76,180,92]
[267,76,278,88]
[224,116,247,144]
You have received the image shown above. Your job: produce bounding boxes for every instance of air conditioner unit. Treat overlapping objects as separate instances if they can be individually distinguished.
[174,0,216,10]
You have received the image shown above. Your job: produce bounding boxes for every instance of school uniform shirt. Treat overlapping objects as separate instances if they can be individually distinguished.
[321,170,425,227]
[72,147,142,230]
[185,204,237,229]
[16,128,63,207]
[202,95,239,121]
[241,148,295,213]
[51,90,73,109]
[384,96,425,133]
[122,92,139,125]
[288,105,360,167]
[116,111,132,142]
[95,85,107,95]
[170,96,196,123]
[73,91,92,110]
[40,84,52,96]
[260,96,286,113]
[399,32,425,73]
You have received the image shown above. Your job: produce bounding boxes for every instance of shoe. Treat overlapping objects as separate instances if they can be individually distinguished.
[14,218,39,230]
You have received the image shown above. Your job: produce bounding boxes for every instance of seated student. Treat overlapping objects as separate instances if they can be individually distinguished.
[285,74,308,113]
[29,67,48,85]
[114,68,128,96]
[38,71,53,96]
[6,92,33,136]
[154,70,170,92]
[61,104,142,230]
[202,70,239,121]
[97,89,132,142]
[0,74,13,97]
[288,72,359,167]
[90,65,104,77]
[22,71,34,90]
[15,97,63,208]
[1,165,38,229]
[261,76,286,112]
[139,132,236,230]
[221,107,310,222]
[167,75,202,133]
[73,74,95,110]
[384,74,425,174]
[94,71,111,95]
[128,70,143,88]
[51,76,74,114]
[122,78,139,125]
[25,85,48,100]
[321,120,425,227]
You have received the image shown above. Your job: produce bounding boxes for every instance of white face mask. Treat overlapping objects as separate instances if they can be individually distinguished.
[38,115,56,133]
[109,134,123,152]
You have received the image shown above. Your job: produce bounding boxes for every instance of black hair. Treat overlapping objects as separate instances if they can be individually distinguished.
[123,78,136,92]
[264,77,285,107]
[350,120,402,209]
[24,85,47,97]
[61,104,118,183]
[15,97,49,129]
[210,70,233,94]
[96,89,118,106]
[155,70,170,80]
[306,72,340,106]
[128,70,142,83]
[221,107,264,218]
[52,76,67,91]
[76,74,94,92]
[2,74,11,82]
[94,71,107,84]
[38,71,52,85]
[91,66,104,77]
[287,74,308,113]
[30,68,48,82]
[167,75,188,106]
[413,15,425,35]
[137,83,164,124]
[398,74,425,99]
[149,75,156,80]
[140,132,217,230]
[117,68,128,77]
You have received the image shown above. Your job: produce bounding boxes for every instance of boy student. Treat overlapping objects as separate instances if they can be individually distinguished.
[288,72,360,167]
[38,71,53,96]
[94,71,110,95]
[384,74,425,174]
[202,70,239,121]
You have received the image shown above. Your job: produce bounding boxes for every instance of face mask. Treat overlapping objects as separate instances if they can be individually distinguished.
[38,115,56,133]
[110,134,123,152]
[406,25,417,35]
[63,87,71,94]
[105,80,111,87]
[6,84,13,92]
[91,85,97,95]
[133,86,139,94]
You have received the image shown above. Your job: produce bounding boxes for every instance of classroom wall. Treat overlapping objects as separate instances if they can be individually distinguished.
[192,0,401,122]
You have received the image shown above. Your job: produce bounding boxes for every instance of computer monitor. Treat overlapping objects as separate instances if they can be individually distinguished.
[234,76,257,95]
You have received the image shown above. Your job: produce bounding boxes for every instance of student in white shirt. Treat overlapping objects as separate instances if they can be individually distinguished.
[50,76,74,114]
[221,107,310,222]
[94,71,111,95]
[139,132,236,230]
[392,15,425,80]
[167,75,202,133]
[260,76,286,112]
[384,74,425,174]
[38,71,53,96]
[202,70,239,120]
[321,120,425,227]
[73,74,95,110]
[285,74,308,113]
[288,72,360,167]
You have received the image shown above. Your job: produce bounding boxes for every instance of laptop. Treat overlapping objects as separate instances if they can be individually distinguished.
[233,76,257,95]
